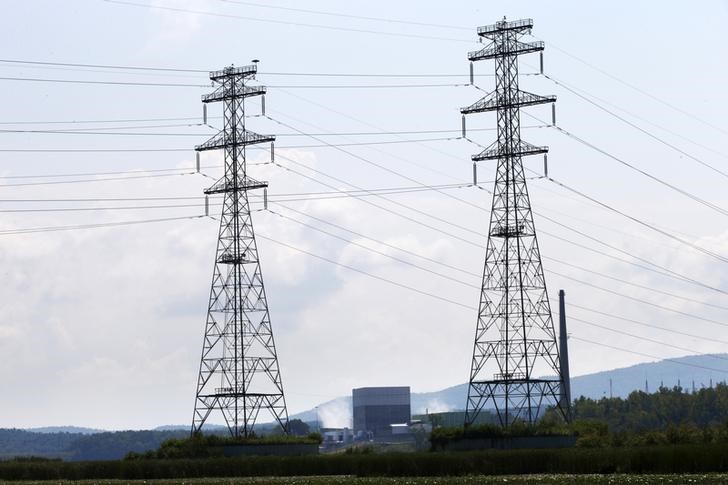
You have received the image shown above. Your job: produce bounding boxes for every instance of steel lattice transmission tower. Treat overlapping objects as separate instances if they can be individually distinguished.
[191,64,289,437]
[461,18,568,427]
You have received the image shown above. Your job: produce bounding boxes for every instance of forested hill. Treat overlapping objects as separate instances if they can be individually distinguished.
[572,383,728,431]
[0,429,187,461]
[291,353,728,422]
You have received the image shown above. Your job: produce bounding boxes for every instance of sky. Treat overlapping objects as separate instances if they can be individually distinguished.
[0,0,727,430]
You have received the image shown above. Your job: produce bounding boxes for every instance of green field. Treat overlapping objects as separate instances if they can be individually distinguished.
[5,475,728,484]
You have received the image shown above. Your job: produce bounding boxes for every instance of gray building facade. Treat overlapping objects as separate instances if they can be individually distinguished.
[352,386,411,437]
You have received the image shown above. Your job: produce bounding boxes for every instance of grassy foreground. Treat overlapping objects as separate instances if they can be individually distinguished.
[4,475,728,484]
[3,444,728,480]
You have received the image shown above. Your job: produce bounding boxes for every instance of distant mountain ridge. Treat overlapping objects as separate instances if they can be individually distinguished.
[7,353,727,459]
[289,353,728,427]
[26,426,105,435]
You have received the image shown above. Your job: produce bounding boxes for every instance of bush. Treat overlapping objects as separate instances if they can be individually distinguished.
[125,432,322,460]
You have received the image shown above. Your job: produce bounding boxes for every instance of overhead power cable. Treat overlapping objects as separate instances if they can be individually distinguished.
[566,302,728,346]
[0,75,210,87]
[284,87,711,288]
[272,153,723,325]
[272,193,728,321]
[0,171,197,188]
[571,316,728,363]
[544,73,728,179]
[255,231,475,310]
[281,107,728,296]
[0,57,540,80]
[277,89,728,296]
[0,166,218,179]
[552,271,728,328]
[0,58,208,73]
[102,0,472,43]
[267,83,469,89]
[0,215,204,235]
[548,176,728,264]
[0,115,210,126]
[541,72,728,162]
[272,202,480,279]
[273,197,728,326]
[268,209,476,289]
[571,336,728,375]
[272,112,728,296]
[537,38,728,137]
[546,256,728,312]
[214,0,470,31]
[521,100,728,221]
[272,156,483,248]
[0,202,214,213]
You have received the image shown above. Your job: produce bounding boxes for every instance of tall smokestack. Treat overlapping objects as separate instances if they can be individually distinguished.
[558,289,572,422]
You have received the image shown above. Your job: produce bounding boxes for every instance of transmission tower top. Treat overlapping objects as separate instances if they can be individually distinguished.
[468,18,545,62]
[477,18,534,36]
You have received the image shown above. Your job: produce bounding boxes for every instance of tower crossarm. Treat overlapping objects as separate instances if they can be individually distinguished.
[468,40,544,62]
[195,129,275,152]
[202,84,266,103]
[472,140,548,161]
[461,90,555,115]
[477,18,534,36]
[209,64,259,81]
[204,175,268,195]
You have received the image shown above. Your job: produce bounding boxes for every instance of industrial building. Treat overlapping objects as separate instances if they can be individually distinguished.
[352,386,411,437]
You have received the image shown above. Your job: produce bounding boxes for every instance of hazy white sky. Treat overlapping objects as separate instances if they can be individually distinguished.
[0,0,727,429]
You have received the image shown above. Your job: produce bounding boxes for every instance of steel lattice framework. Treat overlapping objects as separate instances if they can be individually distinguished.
[462,18,568,427]
[192,64,289,437]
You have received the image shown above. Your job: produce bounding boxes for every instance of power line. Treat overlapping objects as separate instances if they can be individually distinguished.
[540,73,728,162]
[537,38,728,137]
[547,175,728,264]
[0,215,204,235]
[272,202,480,279]
[552,271,728,328]
[273,198,728,324]
[544,73,728,179]
[0,122,207,132]
[270,185,728,324]
[0,183,472,205]
[0,58,208,73]
[0,57,539,80]
[0,75,210,87]
[276,90,712,286]
[270,152,723,318]
[567,302,728,347]
[0,202,211,213]
[546,256,728,312]
[278,89,728,296]
[0,147,191,153]
[214,0,469,31]
[268,209,476,289]
[266,83,469,89]
[102,0,472,43]
[270,92,728,303]
[522,102,728,221]
[0,115,208,126]
[571,336,728,375]
[0,171,198,188]
[255,232,474,310]
[272,156,483,248]
[271,111,728,296]
[571,316,728,363]
[0,166,213,179]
